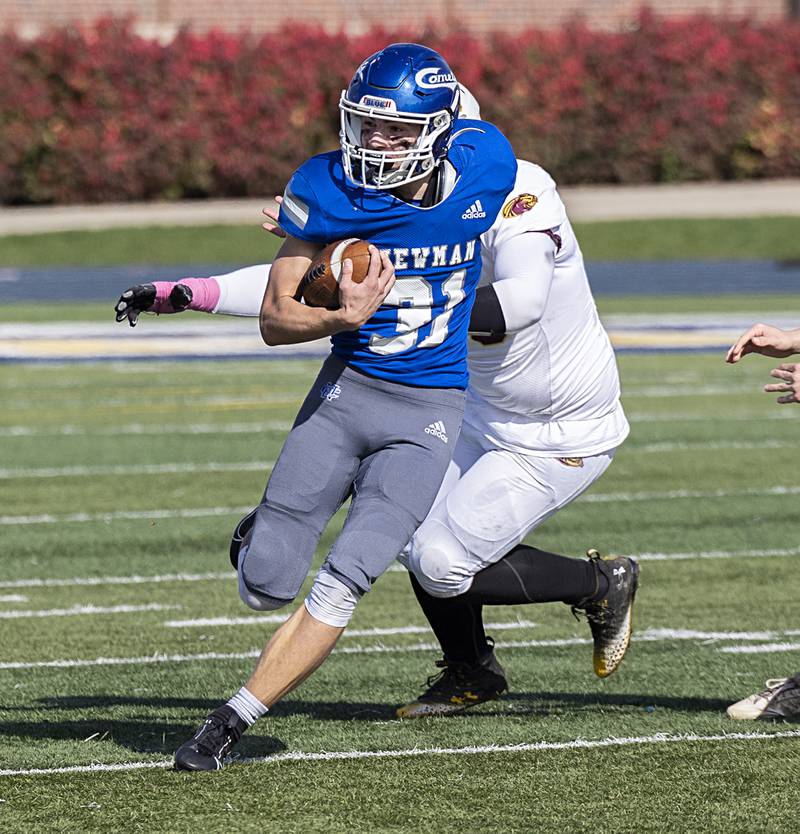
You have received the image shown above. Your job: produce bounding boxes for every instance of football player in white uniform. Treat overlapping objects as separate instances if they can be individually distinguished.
[395,157,635,716]
[116,90,637,719]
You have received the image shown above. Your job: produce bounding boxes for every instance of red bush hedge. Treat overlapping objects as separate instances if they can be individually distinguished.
[1,14,798,204]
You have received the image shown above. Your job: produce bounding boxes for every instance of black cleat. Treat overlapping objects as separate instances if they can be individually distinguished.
[727,674,800,720]
[397,643,508,718]
[572,549,639,678]
[229,508,257,570]
[174,706,247,771]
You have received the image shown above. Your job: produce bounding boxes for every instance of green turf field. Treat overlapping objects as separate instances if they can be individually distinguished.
[2,217,800,831]
[1,347,799,832]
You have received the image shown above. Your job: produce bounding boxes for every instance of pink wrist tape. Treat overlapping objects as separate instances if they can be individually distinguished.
[151,278,221,313]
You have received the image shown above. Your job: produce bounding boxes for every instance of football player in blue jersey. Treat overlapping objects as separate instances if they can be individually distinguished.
[173,43,517,770]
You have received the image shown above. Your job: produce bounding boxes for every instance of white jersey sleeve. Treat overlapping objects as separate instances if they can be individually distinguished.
[210,264,271,317]
[491,229,555,332]
[479,160,566,333]
[468,161,628,457]
[481,161,567,251]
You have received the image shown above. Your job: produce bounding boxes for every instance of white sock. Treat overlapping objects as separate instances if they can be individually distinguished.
[226,687,268,726]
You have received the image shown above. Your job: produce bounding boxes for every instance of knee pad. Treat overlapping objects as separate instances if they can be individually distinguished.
[304,568,363,628]
[237,544,292,611]
[408,519,473,598]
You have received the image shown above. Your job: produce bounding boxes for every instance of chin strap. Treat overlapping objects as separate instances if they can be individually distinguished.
[419,159,458,207]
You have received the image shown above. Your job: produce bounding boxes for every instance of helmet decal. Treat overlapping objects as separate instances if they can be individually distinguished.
[359,95,396,111]
[414,67,457,90]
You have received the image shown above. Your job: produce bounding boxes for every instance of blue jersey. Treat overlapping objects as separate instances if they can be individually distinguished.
[278,120,517,388]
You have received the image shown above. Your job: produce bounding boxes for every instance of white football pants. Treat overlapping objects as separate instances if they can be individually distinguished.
[406,422,615,597]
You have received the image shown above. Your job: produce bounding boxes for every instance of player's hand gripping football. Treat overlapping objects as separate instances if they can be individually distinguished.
[114,283,193,326]
[335,245,395,330]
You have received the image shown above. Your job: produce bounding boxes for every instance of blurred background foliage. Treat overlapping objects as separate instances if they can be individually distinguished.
[0,13,798,205]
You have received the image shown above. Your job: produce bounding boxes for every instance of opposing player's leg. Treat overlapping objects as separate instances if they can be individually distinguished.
[399,441,636,717]
[400,573,508,718]
[394,432,508,715]
[410,444,617,598]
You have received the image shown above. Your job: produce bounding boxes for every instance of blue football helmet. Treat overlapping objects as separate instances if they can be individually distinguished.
[339,43,461,190]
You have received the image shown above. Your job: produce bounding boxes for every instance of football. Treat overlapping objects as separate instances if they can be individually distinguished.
[298,238,372,308]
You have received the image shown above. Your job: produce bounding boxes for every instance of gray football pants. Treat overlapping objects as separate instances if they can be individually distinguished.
[240,355,465,605]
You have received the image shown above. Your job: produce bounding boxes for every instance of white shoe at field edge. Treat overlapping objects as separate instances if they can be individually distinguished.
[727,675,800,720]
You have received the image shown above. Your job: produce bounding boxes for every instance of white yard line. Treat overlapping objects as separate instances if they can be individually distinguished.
[2,729,799,778]
[1,441,792,479]
[0,571,232,589]
[1,412,794,438]
[0,603,180,620]
[2,545,797,591]
[634,440,792,453]
[0,506,252,525]
[719,642,800,654]
[0,461,273,479]
[162,617,537,634]
[5,485,800,526]
[629,412,796,423]
[635,547,800,562]
[0,649,264,670]
[0,594,27,603]
[0,421,291,438]
[4,627,797,671]
[164,614,289,628]
[580,485,800,503]
[638,628,782,641]
[6,393,297,410]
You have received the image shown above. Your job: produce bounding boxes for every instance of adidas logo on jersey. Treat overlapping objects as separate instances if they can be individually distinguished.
[462,199,486,219]
[424,420,449,443]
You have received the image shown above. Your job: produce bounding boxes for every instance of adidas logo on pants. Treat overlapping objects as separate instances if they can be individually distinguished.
[425,421,449,443]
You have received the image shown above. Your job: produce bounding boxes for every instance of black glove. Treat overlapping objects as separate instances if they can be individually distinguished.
[114,283,156,327]
[114,283,193,327]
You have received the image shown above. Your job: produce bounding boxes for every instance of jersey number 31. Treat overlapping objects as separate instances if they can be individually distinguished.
[368,270,466,355]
